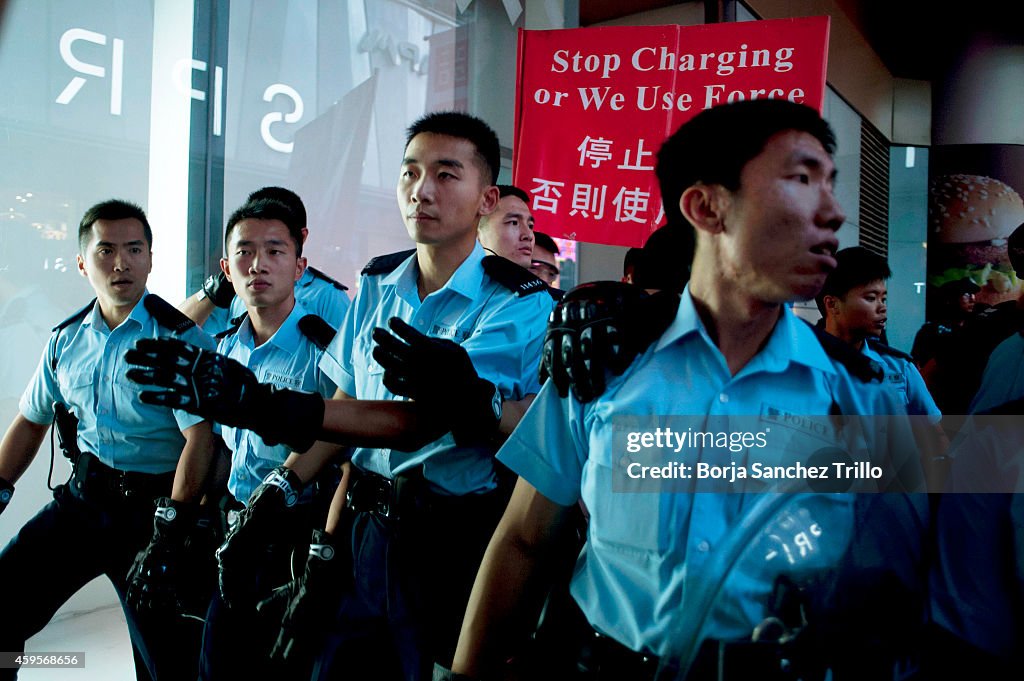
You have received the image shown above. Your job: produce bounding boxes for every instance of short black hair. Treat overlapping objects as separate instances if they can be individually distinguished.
[1008,221,1024,276]
[79,199,152,252]
[224,198,304,257]
[405,111,501,185]
[632,223,692,293]
[497,184,530,204]
[247,186,307,232]
[533,231,559,255]
[815,246,890,315]
[656,99,837,230]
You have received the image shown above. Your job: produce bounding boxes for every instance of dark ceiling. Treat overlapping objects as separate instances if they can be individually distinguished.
[578,0,1024,82]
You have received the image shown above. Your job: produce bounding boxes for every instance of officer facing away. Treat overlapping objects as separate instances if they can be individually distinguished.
[0,199,217,680]
[442,99,929,680]
[124,111,551,679]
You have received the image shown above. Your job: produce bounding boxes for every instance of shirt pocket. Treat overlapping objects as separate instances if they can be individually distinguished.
[56,362,96,414]
[584,444,665,556]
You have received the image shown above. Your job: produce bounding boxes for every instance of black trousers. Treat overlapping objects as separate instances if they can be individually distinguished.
[0,483,202,681]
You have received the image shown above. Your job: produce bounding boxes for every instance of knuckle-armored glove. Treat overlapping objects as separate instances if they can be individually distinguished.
[259,527,351,665]
[125,338,325,453]
[0,477,13,516]
[371,318,502,446]
[127,497,196,616]
[539,281,680,403]
[216,466,302,610]
[201,272,236,309]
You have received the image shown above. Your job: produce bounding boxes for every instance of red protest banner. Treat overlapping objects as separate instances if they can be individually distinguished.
[513,17,830,248]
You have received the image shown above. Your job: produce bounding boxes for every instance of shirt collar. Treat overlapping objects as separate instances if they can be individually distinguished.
[296,268,315,288]
[654,285,835,375]
[381,242,486,301]
[82,291,149,332]
[238,300,307,353]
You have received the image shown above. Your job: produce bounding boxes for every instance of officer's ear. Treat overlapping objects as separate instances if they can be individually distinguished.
[680,183,726,235]
[478,185,499,218]
[823,294,841,315]
[76,254,87,279]
[220,257,231,282]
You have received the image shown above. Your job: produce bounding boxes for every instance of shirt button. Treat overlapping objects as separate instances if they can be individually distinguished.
[697,540,711,552]
[417,320,425,327]
[718,393,729,403]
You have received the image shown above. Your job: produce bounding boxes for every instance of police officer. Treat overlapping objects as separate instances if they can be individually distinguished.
[442,100,929,680]
[816,246,942,420]
[179,197,338,680]
[0,199,216,680]
[125,112,551,680]
[178,185,351,334]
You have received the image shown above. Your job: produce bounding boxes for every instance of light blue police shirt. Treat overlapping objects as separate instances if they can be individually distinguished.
[319,243,549,496]
[217,301,337,504]
[862,339,942,421]
[19,293,215,474]
[969,332,1024,414]
[498,285,923,656]
[205,267,351,334]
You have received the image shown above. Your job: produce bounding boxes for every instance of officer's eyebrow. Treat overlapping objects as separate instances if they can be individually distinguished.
[401,157,465,171]
[233,237,290,248]
[96,239,145,248]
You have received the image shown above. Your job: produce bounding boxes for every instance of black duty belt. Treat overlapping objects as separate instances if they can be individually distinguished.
[345,467,504,522]
[578,627,812,681]
[71,452,174,505]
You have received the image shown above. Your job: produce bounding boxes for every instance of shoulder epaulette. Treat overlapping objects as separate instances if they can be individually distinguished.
[482,255,547,296]
[806,322,884,383]
[298,314,338,351]
[866,338,914,362]
[144,294,197,335]
[215,314,247,340]
[52,299,96,332]
[547,286,566,301]
[361,249,417,276]
[306,266,349,291]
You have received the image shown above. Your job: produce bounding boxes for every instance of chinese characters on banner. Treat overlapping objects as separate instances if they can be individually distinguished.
[513,17,830,248]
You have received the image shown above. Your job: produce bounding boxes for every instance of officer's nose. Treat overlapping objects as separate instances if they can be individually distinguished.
[410,175,434,205]
[113,250,128,271]
[818,186,846,232]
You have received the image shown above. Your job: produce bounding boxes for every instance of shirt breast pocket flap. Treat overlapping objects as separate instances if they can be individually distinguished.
[585,447,664,555]
[57,365,96,406]
[355,336,384,375]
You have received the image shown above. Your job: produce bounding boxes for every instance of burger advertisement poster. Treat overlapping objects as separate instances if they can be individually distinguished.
[928,145,1024,309]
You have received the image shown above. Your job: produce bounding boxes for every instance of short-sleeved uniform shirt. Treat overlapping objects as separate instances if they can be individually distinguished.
[217,301,337,503]
[19,293,215,474]
[498,286,923,656]
[205,267,351,334]
[863,339,942,421]
[319,244,550,496]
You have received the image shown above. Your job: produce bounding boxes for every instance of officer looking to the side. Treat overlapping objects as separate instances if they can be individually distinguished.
[124,111,551,679]
[0,199,217,681]
[178,186,351,334]
[441,99,929,680]
[816,246,942,420]
[529,231,561,287]
[476,184,535,268]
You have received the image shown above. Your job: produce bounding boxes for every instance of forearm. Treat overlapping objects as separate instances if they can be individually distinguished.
[177,292,217,326]
[170,421,217,502]
[319,396,441,451]
[452,478,570,676]
[0,415,49,484]
[323,462,353,534]
[283,440,348,485]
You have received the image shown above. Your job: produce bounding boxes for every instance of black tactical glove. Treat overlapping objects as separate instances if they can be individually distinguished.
[371,317,502,446]
[127,497,196,616]
[539,281,680,403]
[125,338,324,453]
[0,477,13,516]
[201,272,235,309]
[216,466,302,610]
[258,527,351,664]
